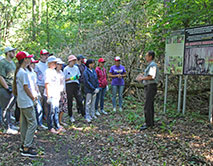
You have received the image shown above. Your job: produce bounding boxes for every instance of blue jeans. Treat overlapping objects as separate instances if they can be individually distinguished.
[47,99,60,130]
[112,85,124,108]
[95,87,106,111]
[35,99,43,126]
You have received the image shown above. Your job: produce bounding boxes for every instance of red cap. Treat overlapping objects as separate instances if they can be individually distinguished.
[16,51,33,61]
[114,56,121,61]
[31,58,39,63]
[40,49,49,55]
[98,58,105,63]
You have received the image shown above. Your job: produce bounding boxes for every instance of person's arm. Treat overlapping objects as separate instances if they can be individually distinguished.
[45,83,49,99]
[0,75,9,89]
[84,71,96,90]
[23,84,35,101]
[108,72,118,78]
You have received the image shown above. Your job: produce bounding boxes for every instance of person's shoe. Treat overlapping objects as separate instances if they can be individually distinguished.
[85,117,92,123]
[5,128,18,134]
[10,125,19,130]
[92,115,97,119]
[95,111,101,116]
[140,125,148,131]
[70,116,75,123]
[101,110,108,115]
[19,145,24,152]
[119,108,123,112]
[60,122,68,127]
[113,108,116,112]
[49,128,58,134]
[21,147,38,157]
[57,127,66,133]
[40,124,48,130]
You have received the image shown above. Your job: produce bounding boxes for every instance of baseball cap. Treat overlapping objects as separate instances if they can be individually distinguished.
[47,56,58,63]
[16,51,33,61]
[4,46,17,53]
[98,58,105,63]
[56,58,65,64]
[68,55,77,62]
[40,49,49,55]
[114,56,121,61]
[83,58,87,64]
[31,58,39,63]
[77,54,85,60]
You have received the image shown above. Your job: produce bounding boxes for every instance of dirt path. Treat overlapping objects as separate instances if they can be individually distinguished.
[0,99,212,166]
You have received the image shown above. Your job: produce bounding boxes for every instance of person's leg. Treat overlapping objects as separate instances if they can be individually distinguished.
[66,84,74,118]
[47,102,54,130]
[91,93,97,118]
[38,86,47,120]
[111,85,117,110]
[36,99,43,126]
[95,89,101,111]
[74,83,85,117]
[21,106,37,148]
[150,84,157,127]
[118,85,124,110]
[85,93,92,119]
[53,103,60,130]
[20,109,27,146]
[100,87,106,110]
[0,107,2,125]
[59,112,63,125]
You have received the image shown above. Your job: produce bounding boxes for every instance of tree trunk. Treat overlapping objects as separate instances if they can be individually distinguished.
[32,0,36,41]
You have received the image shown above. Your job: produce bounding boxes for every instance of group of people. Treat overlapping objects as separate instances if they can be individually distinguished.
[0,47,134,157]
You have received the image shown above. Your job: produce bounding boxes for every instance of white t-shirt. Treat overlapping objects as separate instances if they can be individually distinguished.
[16,68,34,108]
[63,65,81,84]
[56,70,65,92]
[26,68,39,98]
[44,68,60,100]
[148,66,157,79]
[34,61,48,86]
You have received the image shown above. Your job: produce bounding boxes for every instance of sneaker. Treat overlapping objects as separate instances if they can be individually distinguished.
[101,110,108,115]
[40,124,48,130]
[49,128,58,134]
[92,115,97,119]
[5,128,18,135]
[21,147,38,157]
[113,108,116,112]
[119,107,123,112]
[95,111,101,116]
[19,145,24,152]
[85,118,91,123]
[10,125,19,130]
[70,116,75,123]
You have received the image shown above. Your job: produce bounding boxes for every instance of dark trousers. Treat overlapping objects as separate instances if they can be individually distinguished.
[66,82,85,117]
[144,84,157,127]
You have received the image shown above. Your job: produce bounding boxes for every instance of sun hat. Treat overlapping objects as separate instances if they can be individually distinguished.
[47,56,58,63]
[56,58,65,64]
[114,56,121,61]
[40,49,49,55]
[16,51,33,61]
[4,46,17,53]
[31,58,39,63]
[98,58,105,63]
[68,55,77,62]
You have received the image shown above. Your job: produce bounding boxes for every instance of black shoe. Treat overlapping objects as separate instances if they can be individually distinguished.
[21,147,38,157]
[140,125,148,131]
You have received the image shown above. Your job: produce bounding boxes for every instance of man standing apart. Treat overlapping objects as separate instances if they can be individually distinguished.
[34,49,49,121]
[0,46,17,134]
[136,51,159,130]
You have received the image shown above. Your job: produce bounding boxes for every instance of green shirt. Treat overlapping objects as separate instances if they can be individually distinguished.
[0,58,16,88]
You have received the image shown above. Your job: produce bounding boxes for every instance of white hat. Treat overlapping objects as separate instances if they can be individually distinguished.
[114,56,121,61]
[47,56,58,63]
[56,58,65,64]
[4,46,17,53]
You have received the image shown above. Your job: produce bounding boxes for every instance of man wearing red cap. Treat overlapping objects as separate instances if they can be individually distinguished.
[34,49,49,120]
[0,46,18,134]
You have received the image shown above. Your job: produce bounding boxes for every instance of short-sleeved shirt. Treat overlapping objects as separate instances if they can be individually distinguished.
[44,68,60,100]
[109,65,126,86]
[34,61,48,86]
[26,68,39,98]
[56,70,65,92]
[143,61,159,86]
[16,68,34,108]
[0,56,4,61]
[63,65,81,84]
[0,58,16,89]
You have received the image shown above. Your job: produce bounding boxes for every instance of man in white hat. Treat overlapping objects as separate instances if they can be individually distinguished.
[0,46,18,134]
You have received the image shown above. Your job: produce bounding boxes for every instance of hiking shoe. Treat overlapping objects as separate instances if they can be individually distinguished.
[70,116,75,123]
[92,115,97,119]
[40,124,48,130]
[21,147,38,157]
[113,108,116,112]
[19,145,24,152]
[101,110,108,115]
[5,128,18,135]
[49,128,58,134]
[119,107,123,112]
[85,118,91,123]
[95,111,101,116]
